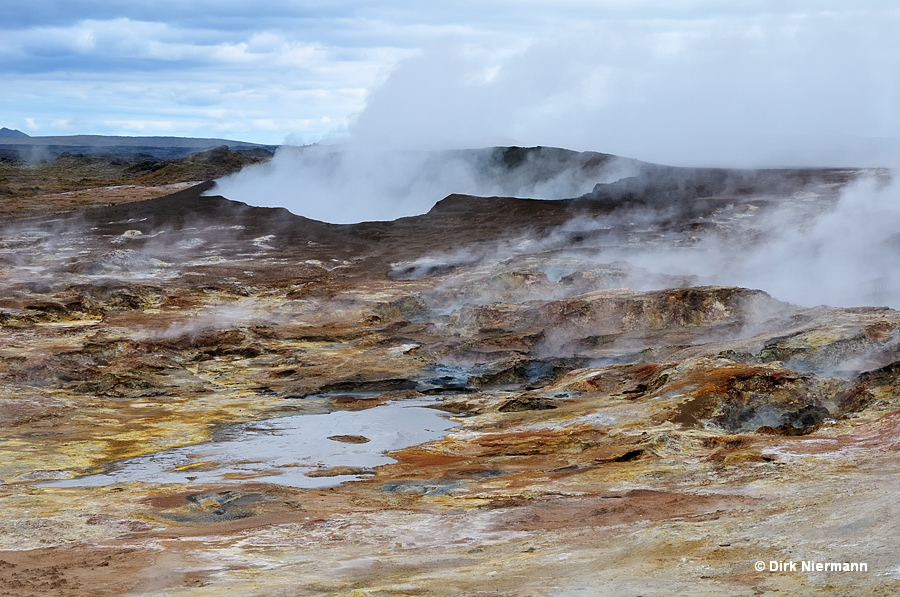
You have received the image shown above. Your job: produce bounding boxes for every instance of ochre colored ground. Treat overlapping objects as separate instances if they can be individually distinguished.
[0,170,898,595]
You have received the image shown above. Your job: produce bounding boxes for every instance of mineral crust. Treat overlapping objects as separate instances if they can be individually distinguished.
[0,163,898,595]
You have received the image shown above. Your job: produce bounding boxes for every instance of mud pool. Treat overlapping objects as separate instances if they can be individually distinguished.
[45,399,458,488]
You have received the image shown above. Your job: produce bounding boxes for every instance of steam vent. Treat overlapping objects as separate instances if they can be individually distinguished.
[1,146,899,595]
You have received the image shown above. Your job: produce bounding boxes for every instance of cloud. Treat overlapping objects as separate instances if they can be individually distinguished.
[0,7,415,142]
[212,143,639,223]
[731,176,900,308]
[0,14,396,142]
[349,9,900,167]
[50,119,75,131]
[1,19,338,71]
[2,2,898,151]
[0,68,370,143]
[211,3,900,227]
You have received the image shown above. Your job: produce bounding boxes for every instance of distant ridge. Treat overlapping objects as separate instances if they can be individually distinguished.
[0,134,278,160]
[0,127,29,138]
[0,134,271,148]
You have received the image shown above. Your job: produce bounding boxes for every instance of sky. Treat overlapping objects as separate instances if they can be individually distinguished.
[2,1,899,166]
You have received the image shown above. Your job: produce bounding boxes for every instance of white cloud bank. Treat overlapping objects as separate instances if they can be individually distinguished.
[347,10,900,167]
[211,4,900,310]
[4,2,899,151]
[215,5,900,224]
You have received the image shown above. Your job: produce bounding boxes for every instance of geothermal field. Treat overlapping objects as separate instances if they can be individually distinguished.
[1,143,899,595]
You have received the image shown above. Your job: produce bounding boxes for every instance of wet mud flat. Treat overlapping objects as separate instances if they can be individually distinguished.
[0,163,899,595]
[43,398,458,489]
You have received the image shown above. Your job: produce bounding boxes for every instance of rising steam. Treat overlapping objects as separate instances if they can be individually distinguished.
[721,175,900,308]
[212,144,636,224]
[211,12,900,310]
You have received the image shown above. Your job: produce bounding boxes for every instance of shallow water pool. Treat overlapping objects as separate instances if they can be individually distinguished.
[44,399,457,488]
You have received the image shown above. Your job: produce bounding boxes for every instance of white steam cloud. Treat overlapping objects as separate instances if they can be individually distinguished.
[210,6,900,309]
[533,173,900,309]
[348,17,900,167]
[213,144,637,223]
[373,172,900,309]
[214,9,899,224]
[721,176,900,308]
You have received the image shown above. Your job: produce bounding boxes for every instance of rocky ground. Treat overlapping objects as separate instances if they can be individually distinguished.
[0,155,898,595]
[0,145,272,219]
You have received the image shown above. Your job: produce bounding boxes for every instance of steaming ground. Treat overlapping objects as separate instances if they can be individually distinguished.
[550,171,900,309]
[213,144,896,309]
[6,166,900,594]
[211,144,640,223]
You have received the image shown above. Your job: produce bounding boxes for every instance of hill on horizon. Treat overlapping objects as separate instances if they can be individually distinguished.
[0,133,278,160]
[0,127,29,138]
